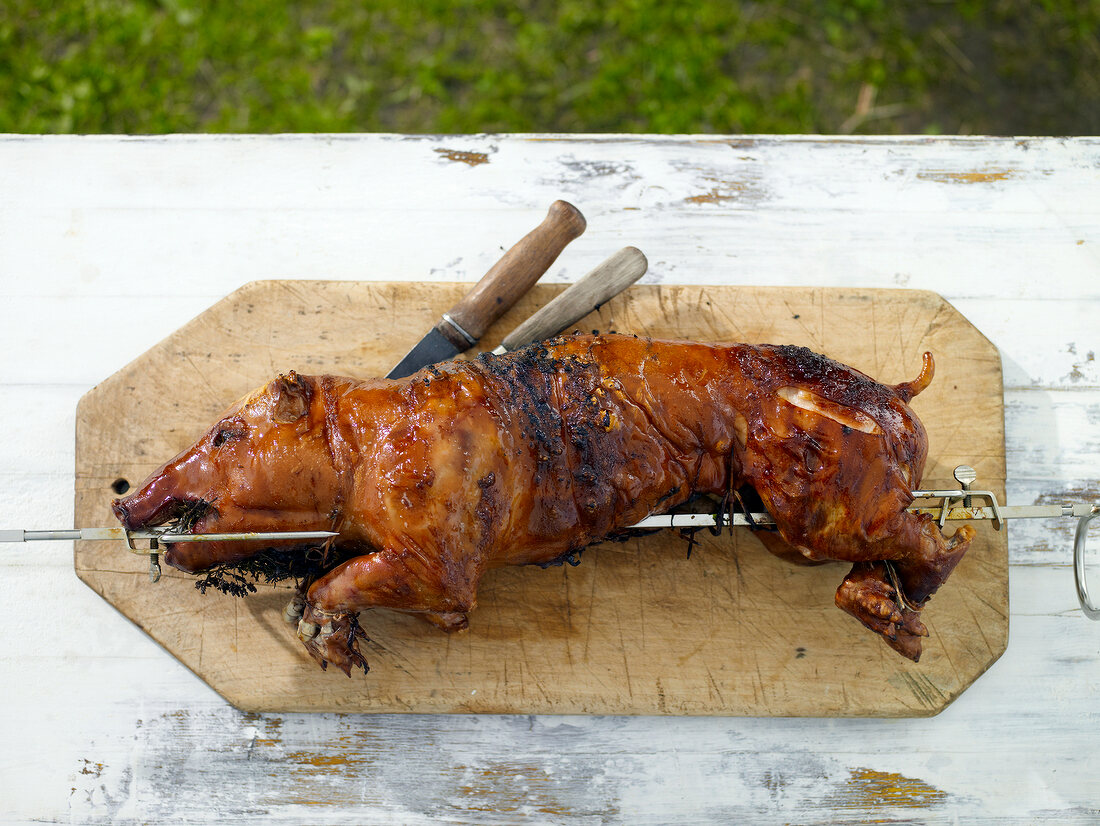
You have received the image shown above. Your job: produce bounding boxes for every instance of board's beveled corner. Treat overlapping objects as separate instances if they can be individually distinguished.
[902,288,1004,364]
[908,626,1009,719]
[230,278,290,303]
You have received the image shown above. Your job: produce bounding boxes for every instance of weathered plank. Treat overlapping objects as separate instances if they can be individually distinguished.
[1,134,1098,823]
[0,136,1096,304]
[0,567,1088,824]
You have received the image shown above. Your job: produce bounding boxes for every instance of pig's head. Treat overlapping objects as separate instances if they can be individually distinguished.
[112,372,344,576]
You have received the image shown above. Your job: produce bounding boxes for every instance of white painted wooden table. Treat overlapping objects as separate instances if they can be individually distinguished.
[1,134,1097,823]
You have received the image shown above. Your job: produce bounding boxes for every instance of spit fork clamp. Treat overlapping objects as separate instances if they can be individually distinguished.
[909,466,1100,621]
[632,465,1100,620]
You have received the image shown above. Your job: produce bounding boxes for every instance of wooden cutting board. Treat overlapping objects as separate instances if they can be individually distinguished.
[75,282,1007,716]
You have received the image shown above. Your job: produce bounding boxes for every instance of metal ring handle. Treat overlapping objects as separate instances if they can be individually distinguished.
[1074,510,1100,620]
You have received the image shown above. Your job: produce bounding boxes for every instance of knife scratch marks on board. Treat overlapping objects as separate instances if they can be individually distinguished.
[621,646,633,699]
[968,598,1003,645]
[871,296,881,377]
[700,290,747,341]
[655,677,667,713]
[562,567,574,667]
[582,551,599,660]
[894,670,947,711]
[729,547,745,588]
[784,299,823,352]
[964,569,1006,620]
[905,312,927,374]
[752,655,764,706]
[921,300,952,340]
[197,604,206,670]
[904,671,937,710]
[676,638,707,668]
[705,665,725,704]
[180,350,221,407]
[520,640,552,705]
[939,639,962,684]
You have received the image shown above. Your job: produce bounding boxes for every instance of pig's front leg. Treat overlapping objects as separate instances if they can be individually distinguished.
[293,547,479,674]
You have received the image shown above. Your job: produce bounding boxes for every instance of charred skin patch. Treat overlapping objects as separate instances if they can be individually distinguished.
[473,338,630,544]
[760,345,898,411]
[736,344,912,436]
[474,469,500,555]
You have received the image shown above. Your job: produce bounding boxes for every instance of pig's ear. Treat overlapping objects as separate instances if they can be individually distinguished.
[272,372,312,424]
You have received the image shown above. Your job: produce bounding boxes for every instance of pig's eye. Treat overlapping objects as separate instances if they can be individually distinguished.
[213,425,245,447]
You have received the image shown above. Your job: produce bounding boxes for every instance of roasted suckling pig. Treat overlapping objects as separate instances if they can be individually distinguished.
[112,334,973,673]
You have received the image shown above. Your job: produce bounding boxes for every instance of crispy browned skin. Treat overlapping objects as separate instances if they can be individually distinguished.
[113,334,973,673]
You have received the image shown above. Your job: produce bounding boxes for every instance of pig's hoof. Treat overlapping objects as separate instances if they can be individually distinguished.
[283,595,305,624]
[296,606,369,676]
[835,561,928,663]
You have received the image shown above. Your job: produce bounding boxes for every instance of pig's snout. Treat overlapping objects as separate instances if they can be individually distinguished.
[111,446,217,531]
[112,469,202,531]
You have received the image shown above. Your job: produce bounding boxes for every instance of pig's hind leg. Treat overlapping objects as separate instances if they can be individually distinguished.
[753,465,975,662]
[834,512,975,662]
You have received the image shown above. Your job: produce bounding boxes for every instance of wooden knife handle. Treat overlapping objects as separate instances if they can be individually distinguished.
[434,200,586,350]
[499,246,648,351]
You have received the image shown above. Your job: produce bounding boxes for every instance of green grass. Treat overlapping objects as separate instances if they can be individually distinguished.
[2,0,1098,134]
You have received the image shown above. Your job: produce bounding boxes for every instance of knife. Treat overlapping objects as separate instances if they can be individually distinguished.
[388,200,587,378]
[490,246,648,355]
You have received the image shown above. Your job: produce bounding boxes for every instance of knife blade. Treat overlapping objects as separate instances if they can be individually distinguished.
[388,200,587,378]
[491,246,648,355]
